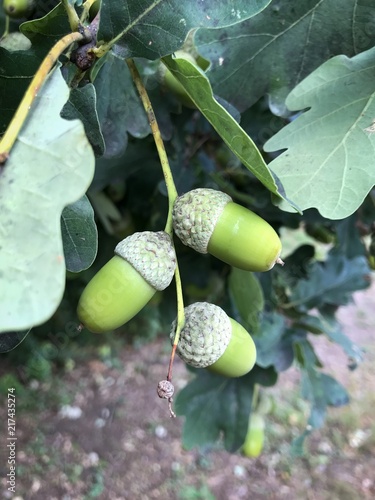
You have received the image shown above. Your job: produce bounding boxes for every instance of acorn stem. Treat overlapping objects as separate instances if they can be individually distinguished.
[61,0,81,31]
[0,31,85,164]
[126,58,178,236]
[127,58,186,382]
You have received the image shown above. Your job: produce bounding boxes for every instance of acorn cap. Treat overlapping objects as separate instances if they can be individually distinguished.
[115,231,176,291]
[170,302,232,368]
[172,188,231,254]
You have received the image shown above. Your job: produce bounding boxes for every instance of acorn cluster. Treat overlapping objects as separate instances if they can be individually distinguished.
[77,188,283,378]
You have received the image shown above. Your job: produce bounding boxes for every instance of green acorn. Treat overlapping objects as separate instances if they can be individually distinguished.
[170,302,256,377]
[172,188,283,272]
[242,413,265,458]
[2,0,35,18]
[77,231,176,333]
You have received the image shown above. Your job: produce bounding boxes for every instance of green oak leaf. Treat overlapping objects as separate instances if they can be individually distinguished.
[288,255,371,312]
[162,54,298,208]
[61,84,105,157]
[61,195,98,273]
[175,366,277,451]
[0,3,71,134]
[0,68,95,332]
[94,52,150,158]
[301,370,350,428]
[0,329,30,353]
[0,48,41,135]
[264,48,375,219]
[195,0,375,114]
[98,0,272,59]
[228,268,264,332]
[20,3,71,56]
[253,312,298,372]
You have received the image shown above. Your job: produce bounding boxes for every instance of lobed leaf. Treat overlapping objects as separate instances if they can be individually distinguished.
[289,254,371,312]
[265,48,375,219]
[98,0,272,59]
[162,54,298,208]
[195,0,375,114]
[228,268,264,332]
[176,366,277,451]
[0,68,95,332]
[61,195,98,273]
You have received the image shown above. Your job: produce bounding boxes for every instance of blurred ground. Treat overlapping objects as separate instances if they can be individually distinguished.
[0,280,374,500]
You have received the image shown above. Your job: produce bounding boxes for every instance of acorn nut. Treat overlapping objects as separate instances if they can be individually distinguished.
[3,0,34,18]
[242,413,265,458]
[172,188,283,272]
[77,231,176,333]
[170,302,256,377]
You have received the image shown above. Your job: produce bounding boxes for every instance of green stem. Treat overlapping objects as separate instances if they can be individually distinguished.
[252,384,259,411]
[0,31,85,163]
[126,58,185,380]
[80,0,97,23]
[126,58,178,235]
[1,15,10,39]
[61,0,81,32]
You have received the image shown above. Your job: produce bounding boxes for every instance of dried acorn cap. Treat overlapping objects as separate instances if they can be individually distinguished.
[170,302,232,368]
[172,188,231,254]
[115,231,176,291]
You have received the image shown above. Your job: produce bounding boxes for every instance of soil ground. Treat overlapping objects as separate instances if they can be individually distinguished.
[0,280,374,500]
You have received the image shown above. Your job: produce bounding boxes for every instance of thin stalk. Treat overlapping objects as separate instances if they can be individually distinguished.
[126,58,178,235]
[0,31,84,163]
[61,0,81,32]
[126,57,185,390]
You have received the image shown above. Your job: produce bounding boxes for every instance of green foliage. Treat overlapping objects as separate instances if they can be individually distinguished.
[0,0,374,455]
[265,48,375,218]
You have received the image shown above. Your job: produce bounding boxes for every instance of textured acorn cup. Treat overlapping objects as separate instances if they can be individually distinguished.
[77,231,176,333]
[172,188,282,272]
[170,302,256,378]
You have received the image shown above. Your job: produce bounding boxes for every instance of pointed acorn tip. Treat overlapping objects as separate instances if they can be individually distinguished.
[276,257,285,266]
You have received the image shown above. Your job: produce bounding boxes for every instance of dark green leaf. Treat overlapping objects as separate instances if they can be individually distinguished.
[21,3,71,56]
[300,369,327,429]
[317,312,364,367]
[61,195,98,273]
[291,428,312,457]
[228,268,264,332]
[294,338,323,369]
[333,214,367,259]
[175,366,276,451]
[94,52,150,158]
[320,374,350,407]
[98,0,272,60]
[289,255,371,312]
[61,84,105,157]
[253,312,295,372]
[0,48,40,134]
[195,0,375,114]
[265,47,375,219]
[175,370,254,451]
[0,329,30,353]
